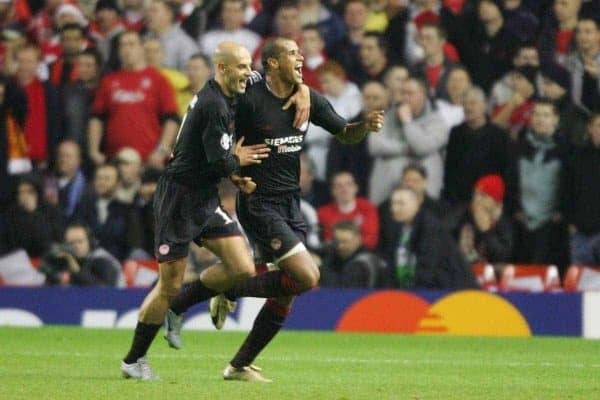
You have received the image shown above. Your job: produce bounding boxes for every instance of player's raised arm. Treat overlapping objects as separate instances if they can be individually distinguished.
[336,110,385,144]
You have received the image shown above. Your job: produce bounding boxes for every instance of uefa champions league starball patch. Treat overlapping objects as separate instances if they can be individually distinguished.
[159,244,170,255]
[221,133,231,150]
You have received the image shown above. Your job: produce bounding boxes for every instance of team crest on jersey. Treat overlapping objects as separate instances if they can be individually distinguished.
[141,78,151,89]
[221,133,232,150]
[270,238,282,251]
[159,244,170,255]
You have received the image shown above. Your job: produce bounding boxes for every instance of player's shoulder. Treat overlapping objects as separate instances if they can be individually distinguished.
[196,81,229,110]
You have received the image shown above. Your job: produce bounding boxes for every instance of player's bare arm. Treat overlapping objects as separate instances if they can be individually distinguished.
[336,110,385,144]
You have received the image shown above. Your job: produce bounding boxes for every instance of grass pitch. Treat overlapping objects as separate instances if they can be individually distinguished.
[0,327,598,400]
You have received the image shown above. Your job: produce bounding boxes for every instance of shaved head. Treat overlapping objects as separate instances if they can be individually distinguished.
[213,41,252,96]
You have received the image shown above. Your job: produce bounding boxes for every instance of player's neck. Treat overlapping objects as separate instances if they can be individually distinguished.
[265,74,295,99]
[215,76,233,97]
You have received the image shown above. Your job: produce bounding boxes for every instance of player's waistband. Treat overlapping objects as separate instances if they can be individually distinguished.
[161,171,219,200]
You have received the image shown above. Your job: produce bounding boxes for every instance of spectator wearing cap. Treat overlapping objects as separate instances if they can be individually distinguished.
[541,63,590,146]
[508,100,569,266]
[455,0,521,92]
[491,65,537,140]
[89,0,125,72]
[442,87,510,207]
[88,30,179,169]
[538,0,580,66]
[377,186,478,289]
[199,0,260,58]
[564,113,600,266]
[446,174,514,264]
[145,0,199,72]
[564,16,600,113]
[114,147,142,204]
[0,174,64,257]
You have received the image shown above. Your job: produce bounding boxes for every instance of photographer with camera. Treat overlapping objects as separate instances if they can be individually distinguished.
[40,223,122,286]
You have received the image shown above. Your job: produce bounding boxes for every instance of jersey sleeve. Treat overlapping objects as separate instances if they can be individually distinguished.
[91,76,110,117]
[201,105,233,163]
[309,89,347,135]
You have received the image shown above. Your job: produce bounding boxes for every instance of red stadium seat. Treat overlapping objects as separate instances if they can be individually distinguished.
[499,264,561,292]
[563,265,600,291]
[471,263,498,290]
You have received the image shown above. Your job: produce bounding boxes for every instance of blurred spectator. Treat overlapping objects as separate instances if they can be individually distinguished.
[89,0,125,71]
[435,65,470,128]
[199,0,260,57]
[446,174,514,264]
[564,113,600,265]
[384,64,409,105]
[145,0,198,72]
[75,163,140,261]
[564,16,600,113]
[14,43,62,169]
[502,0,539,42]
[489,43,542,111]
[412,22,457,99]
[539,0,581,66]
[491,65,537,139]
[62,48,102,146]
[442,87,510,207]
[377,186,478,289]
[0,174,64,257]
[331,0,368,83]
[40,4,88,67]
[300,151,329,209]
[175,0,221,41]
[297,0,345,52]
[43,140,90,222]
[114,147,142,204]
[509,100,569,265]
[48,23,85,87]
[122,0,146,32]
[327,80,385,196]
[540,63,590,146]
[0,75,28,205]
[318,171,379,249]
[0,0,30,31]
[40,223,122,286]
[320,220,383,288]
[88,31,179,169]
[368,77,448,204]
[27,0,63,47]
[299,24,327,92]
[306,61,362,183]
[143,37,190,116]
[182,53,211,106]
[1,25,28,76]
[383,0,410,66]
[353,31,389,86]
[458,0,520,91]
[132,167,161,258]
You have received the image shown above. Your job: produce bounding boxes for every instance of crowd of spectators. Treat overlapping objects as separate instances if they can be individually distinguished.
[1,0,600,289]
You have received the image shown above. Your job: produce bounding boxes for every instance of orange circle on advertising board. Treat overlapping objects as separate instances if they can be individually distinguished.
[336,291,431,333]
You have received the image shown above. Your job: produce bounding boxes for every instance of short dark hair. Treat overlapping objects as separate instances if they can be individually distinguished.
[189,52,211,68]
[578,15,600,30]
[60,23,85,36]
[333,220,361,236]
[79,48,103,67]
[330,170,356,186]
[261,38,287,72]
[363,31,387,52]
[534,99,559,115]
[402,162,428,179]
[302,23,322,36]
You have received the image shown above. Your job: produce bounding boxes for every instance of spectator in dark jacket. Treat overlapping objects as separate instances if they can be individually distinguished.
[0,175,64,257]
[74,163,139,261]
[508,100,569,266]
[446,174,514,264]
[442,87,511,207]
[538,0,580,66]
[378,186,478,289]
[320,221,384,288]
[564,113,600,265]
[502,0,539,43]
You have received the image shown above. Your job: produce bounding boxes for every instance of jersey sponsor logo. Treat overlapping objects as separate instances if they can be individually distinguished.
[221,133,232,150]
[277,144,302,153]
[112,89,145,103]
[264,135,304,147]
[158,244,170,255]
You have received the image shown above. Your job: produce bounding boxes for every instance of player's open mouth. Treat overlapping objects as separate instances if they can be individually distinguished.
[239,79,246,88]
[294,65,302,78]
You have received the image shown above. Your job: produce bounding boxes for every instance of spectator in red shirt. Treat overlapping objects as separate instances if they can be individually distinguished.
[14,43,62,169]
[27,0,63,47]
[318,171,379,249]
[88,30,179,169]
[412,22,457,100]
[122,0,146,32]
